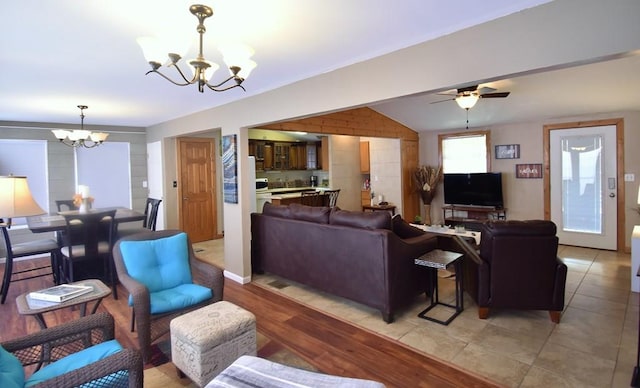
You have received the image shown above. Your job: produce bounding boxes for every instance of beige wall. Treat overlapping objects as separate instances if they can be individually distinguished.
[419,110,640,250]
[366,137,403,216]
[328,135,361,211]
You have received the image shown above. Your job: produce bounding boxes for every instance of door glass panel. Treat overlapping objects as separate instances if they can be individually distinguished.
[561,135,602,234]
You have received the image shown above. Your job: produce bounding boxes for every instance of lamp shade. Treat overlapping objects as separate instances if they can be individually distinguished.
[0,176,45,218]
[455,94,479,109]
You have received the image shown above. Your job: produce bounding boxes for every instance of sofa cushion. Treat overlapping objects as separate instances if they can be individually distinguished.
[330,208,391,230]
[0,345,24,388]
[391,214,425,239]
[262,202,292,219]
[288,203,331,224]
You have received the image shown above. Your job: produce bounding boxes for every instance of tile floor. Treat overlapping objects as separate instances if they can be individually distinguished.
[192,240,639,388]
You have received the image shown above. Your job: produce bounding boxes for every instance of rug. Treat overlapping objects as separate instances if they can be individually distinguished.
[143,331,316,387]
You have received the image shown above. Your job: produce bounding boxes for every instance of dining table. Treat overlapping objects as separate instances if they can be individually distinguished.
[27,207,146,234]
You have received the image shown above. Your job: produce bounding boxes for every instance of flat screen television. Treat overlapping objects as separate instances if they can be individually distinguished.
[443,172,504,208]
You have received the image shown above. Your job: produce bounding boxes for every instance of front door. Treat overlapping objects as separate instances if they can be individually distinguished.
[177,137,217,243]
[547,122,620,250]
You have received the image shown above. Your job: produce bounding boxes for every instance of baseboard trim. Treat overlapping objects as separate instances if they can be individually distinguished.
[223,269,251,284]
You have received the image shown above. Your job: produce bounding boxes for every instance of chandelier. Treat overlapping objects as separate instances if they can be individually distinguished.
[51,105,108,148]
[137,4,256,93]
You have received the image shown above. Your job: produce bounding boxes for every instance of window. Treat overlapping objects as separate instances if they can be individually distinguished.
[76,142,132,208]
[438,130,491,173]
[0,140,48,225]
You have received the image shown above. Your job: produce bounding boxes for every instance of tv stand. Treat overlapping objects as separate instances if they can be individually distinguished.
[442,205,507,231]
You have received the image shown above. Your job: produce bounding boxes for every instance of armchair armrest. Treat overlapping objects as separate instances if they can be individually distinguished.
[2,312,115,367]
[34,348,143,388]
[191,255,225,302]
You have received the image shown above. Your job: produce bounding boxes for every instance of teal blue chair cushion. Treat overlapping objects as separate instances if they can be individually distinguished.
[25,340,123,387]
[120,232,212,313]
[148,283,212,314]
[0,345,24,388]
[119,232,193,292]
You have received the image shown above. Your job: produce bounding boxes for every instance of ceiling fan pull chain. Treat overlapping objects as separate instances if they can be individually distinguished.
[466,108,470,129]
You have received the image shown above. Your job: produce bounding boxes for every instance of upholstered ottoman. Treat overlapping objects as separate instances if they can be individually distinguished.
[170,301,257,387]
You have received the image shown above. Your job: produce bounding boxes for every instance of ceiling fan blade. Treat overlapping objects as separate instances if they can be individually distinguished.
[430,98,455,104]
[477,86,497,94]
[457,85,479,94]
[480,92,510,98]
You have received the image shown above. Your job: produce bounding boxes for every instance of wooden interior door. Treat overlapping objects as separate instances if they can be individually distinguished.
[177,137,217,243]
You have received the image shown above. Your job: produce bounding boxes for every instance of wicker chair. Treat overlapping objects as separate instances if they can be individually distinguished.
[112,230,224,362]
[0,312,143,387]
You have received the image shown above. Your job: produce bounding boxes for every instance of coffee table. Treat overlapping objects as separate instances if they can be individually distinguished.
[16,279,111,328]
[414,249,464,325]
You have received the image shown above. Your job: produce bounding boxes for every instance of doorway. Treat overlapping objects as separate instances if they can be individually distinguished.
[544,119,624,250]
[177,137,218,243]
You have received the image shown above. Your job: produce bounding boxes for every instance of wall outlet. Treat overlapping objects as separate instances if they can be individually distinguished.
[625,173,635,182]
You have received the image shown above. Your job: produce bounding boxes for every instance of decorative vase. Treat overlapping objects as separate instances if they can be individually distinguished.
[423,203,432,225]
[79,198,91,213]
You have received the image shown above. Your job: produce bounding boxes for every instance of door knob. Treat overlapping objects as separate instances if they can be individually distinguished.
[609,193,616,198]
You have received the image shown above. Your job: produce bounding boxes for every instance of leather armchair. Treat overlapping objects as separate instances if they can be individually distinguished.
[467,220,567,323]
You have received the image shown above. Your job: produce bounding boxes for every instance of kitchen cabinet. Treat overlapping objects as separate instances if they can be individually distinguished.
[361,189,371,207]
[360,141,370,173]
[249,139,323,171]
[273,143,291,170]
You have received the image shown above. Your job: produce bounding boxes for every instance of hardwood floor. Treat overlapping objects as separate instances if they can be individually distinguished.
[1,257,499,387]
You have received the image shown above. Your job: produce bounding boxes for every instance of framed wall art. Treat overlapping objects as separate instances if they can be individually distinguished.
[516,163,543,179]
[495,144,520,159]
[222,134,238,203]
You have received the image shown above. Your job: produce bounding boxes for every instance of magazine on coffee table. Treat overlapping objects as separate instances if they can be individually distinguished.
[29,284,93,303]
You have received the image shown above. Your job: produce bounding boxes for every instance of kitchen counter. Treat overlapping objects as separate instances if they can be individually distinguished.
[267,187,333,195]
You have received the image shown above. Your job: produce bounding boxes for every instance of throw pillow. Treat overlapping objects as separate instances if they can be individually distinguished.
[391,214,425,239]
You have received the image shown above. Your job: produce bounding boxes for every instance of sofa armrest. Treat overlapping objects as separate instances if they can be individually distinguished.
[553,256,568,308]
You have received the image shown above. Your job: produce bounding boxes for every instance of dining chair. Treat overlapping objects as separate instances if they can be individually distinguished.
[116,197,162,239]
[112,230,224,362]
[300,191,322,207]
[59,209,118,299]
[323,189,340,207]
[0,220,60,304]
[55,199,78,212]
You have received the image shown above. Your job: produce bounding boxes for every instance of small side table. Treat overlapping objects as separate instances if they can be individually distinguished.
[415,249,464,325]
[362,204,396,216]
[16,279,111,329]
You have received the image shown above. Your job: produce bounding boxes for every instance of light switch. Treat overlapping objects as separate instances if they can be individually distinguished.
[624,173,635,182]
[142,180,148,188]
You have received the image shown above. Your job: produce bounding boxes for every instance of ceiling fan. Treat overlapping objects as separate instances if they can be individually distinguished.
[432,84,510,110]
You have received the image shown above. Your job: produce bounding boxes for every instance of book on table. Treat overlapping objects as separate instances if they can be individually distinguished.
[29,284,93,303]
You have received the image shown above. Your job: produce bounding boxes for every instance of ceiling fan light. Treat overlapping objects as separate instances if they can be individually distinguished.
[455,94,479,109]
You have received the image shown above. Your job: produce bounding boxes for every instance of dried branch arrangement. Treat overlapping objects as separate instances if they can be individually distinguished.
[413,165,443,205]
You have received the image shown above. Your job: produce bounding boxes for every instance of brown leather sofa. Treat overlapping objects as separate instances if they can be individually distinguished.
[454,219,567,323]
[251,203,438,323]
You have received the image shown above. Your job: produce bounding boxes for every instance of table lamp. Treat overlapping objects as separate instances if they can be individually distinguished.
[0,175,46,227]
